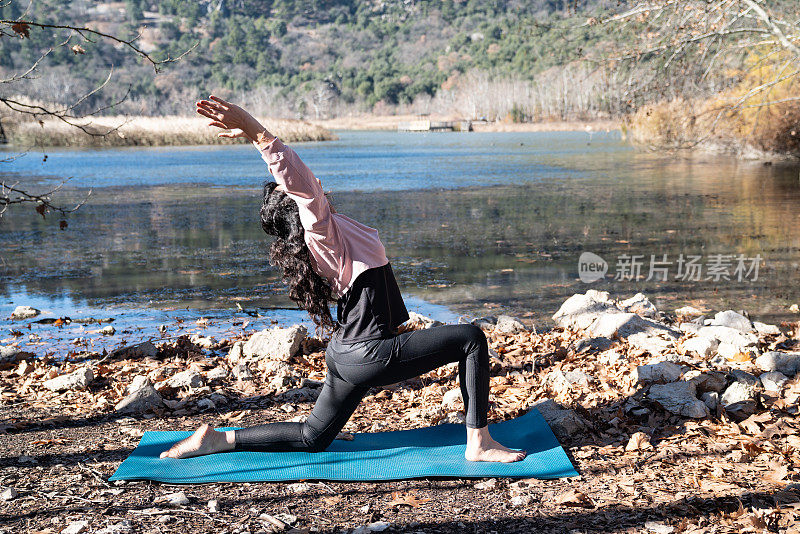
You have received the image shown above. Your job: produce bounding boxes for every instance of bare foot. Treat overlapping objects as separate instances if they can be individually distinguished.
[160,424,234,459]
[464,426,527,463]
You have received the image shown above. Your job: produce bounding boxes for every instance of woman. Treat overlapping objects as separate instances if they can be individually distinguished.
[160,96,526,463]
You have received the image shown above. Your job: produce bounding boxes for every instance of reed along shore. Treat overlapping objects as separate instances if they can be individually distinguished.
[3,116,335,147]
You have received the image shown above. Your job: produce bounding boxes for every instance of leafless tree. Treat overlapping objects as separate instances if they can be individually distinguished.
[591,0,800,148]
[0,2,195,220]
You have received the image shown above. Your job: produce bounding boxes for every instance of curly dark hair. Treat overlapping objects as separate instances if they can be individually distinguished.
[260,182,336,331]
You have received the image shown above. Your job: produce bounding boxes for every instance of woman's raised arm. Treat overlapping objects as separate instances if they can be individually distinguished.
[195,96,333,238]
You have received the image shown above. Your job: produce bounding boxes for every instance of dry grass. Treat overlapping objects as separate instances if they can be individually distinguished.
[4,115,335,147]
[624,55,800,158]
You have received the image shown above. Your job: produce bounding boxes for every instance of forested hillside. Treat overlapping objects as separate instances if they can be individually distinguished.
[0,0,628,119]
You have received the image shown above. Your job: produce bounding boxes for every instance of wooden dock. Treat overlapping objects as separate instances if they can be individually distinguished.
[397,119,472,132]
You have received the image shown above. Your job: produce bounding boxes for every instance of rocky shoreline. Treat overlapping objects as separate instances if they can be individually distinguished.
[1,293,798,533]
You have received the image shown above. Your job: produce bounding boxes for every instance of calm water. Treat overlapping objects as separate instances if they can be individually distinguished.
[2,130,800,355]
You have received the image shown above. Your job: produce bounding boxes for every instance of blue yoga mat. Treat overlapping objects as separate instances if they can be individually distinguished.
[109,408,577,483]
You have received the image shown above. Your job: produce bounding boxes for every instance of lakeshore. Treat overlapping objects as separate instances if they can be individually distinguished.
[1,291,798,532]
[0,113,618,148]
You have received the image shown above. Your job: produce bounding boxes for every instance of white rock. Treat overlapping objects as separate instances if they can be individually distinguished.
[635,362,684,384]
[697,326,758,351]
[43,366,94,392]
[495,315,527,333]
[0,345,22,363]
[565,370,593,387]
[627,332,676,354]
[681,336,718,358]
[1,487,18,501]
[442,388,462,408]
[760,371,789,392]
[99,325,116,336]
[190,335,216,348]
[645,521,675,534]
[587,312,679,341]
[161,370,204,390]
[531,399,588,441]
[679,322,702,335]
[126,375,150,395]
[552,290,617,330]
[709,310,753,332]
[406,311,443,328]
[111,341,158,360]
[753,321,781,336]
[115,382,164,414]
[206,366,228,381]
[685,370,728,393]
[227,341,244,363]
[648,381,709,418]
[268,371,298,392]
[675,306,704,318]
[61,521,89,534]
[165,491,189,506]
[96,520,133,534]
[510,494,533,507]
[716,342,751,361]
[11,305,40,320]
[207,499,219,513]
[242,325,306,362]
[755,351,800,376]
[720,381,759,419]
[288,482,312,493]
[720,381,757,405]
[232,363,253,380]
[619,293,658,318]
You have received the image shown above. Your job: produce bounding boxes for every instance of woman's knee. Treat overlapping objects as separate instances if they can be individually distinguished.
[460,323,488,351]
[300,421,336,452]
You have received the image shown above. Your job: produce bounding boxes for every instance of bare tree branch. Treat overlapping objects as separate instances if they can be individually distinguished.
[0,19,198,72]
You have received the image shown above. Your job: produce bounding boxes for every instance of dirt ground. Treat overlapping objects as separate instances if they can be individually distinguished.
[1,312,798,534]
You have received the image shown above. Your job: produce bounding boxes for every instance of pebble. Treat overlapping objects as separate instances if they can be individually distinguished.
[96,521,133,534]
[164,491,189,506]
[760,371,789,392]
[208,499,219,513]
[510,494,533,506]
[473,478,497,490]
[288,482,312,493]
[11,305,40,320]
[61,521,89,534]
[100,325,116,336]
[1,487,18,501]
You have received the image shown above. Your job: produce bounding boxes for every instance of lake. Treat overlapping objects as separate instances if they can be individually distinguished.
[2,130,800,355]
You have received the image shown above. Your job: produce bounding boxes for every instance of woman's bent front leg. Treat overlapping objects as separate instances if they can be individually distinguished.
[369,323,526,463]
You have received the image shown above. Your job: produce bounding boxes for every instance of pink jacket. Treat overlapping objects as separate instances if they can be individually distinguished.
[254,135,389,298]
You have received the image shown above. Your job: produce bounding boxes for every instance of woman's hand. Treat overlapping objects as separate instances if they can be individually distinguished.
[195,95,270,141]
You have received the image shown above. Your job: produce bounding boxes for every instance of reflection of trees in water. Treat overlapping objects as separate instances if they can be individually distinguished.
[2,159,800,321]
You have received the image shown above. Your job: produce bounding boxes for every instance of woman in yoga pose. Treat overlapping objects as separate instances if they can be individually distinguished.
[160,96,526,463]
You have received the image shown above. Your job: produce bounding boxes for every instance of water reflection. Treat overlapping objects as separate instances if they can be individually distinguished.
[1,131,799,330]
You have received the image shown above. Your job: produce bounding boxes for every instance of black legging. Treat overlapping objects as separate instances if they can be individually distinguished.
[234,323,489,452]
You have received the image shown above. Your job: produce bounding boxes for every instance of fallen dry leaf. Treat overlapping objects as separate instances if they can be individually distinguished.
[626,431,653,452]
[764,464,789,487]
[388,491,430,509]
[554,489,595,508]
